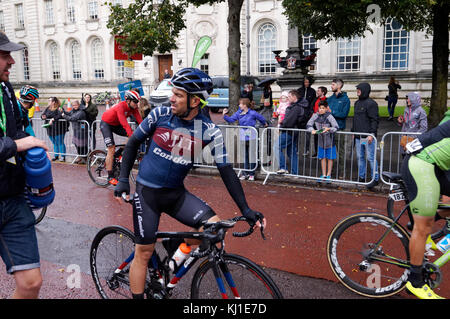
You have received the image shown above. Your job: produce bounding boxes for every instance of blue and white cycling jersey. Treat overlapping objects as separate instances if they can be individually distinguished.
[133,106,229,188]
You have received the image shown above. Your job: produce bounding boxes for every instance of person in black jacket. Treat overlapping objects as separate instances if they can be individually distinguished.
[276,90,305,175]
[351,82,379,189]
[0,31,48,299]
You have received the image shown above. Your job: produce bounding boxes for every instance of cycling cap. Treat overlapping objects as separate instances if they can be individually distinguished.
[125,90,140,102]
[170,68,213,100]
[19,85,39,103]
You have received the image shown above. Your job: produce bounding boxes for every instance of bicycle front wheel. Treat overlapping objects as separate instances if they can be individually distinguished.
[90,226,136,299]
[87,150,109,187]
[190,253,283,299]
[327,212,410,298]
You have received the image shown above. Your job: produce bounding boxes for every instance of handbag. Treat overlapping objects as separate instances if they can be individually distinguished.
[384,95,389,101]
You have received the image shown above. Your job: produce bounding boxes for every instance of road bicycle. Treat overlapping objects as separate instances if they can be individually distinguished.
[384,171,450,240]
[86,144,143,187]
[90,211,283,299]
[326,186,450,298]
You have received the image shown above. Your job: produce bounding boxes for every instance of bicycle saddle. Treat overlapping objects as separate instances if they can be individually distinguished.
[382,171,403,183]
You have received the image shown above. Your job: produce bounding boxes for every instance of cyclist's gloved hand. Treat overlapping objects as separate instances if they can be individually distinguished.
[243,208,265,226]
[405,138,423,154]
[114,179,130,199]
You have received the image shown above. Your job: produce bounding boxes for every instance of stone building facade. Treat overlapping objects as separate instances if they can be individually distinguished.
[0,0,447,104]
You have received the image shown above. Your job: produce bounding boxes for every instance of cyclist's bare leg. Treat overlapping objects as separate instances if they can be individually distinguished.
[129,243,155,295]
[106,145,115,173]
[409,215,434,266]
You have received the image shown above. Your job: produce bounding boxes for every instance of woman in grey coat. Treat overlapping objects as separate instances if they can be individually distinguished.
[62,100,88,163]
[398,92,428,151]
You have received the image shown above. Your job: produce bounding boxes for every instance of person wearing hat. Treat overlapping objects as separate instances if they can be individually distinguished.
[0,31,48,298]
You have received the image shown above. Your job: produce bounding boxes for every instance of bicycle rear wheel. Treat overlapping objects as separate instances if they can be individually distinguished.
[87,150,109,187]
[190,253,283,299]
[90,226,136,299]
[327,212,410,298]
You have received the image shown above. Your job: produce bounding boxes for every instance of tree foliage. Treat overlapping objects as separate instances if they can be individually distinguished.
[282,0,448,126]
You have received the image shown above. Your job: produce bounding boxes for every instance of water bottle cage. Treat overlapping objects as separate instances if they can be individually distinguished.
[27,183,54,196]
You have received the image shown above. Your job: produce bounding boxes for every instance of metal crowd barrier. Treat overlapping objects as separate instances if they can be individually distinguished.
[379,131,421,185]
[193,125,259,176]
[260,127,378,186]
[31,117,91,163]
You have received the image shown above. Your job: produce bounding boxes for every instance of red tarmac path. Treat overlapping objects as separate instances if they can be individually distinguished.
[1,162,448,299]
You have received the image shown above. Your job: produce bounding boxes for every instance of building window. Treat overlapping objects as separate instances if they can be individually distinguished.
[258,23,277,75]
[92,38,104,79]
[0,11,5,31]
[15,4,25,29]
[111,0,122,6]
[302,33,317,71]
[88,1,99,20]
[200,53,209,74]
[337,37,361,72]
[44,0,54,25]
[116,60,125,79]
[70,41,82,80]
[49,42,60,80]
[66,0,76,24]
[383,18,409,71]
[22,46,29,80]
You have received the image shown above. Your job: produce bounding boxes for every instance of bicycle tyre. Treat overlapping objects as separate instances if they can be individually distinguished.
[34,206,47,225]
[90,225,136,299]
[87,150,109,187]
[327,212,410,298]
[387,198,446,240]
[190,253,283,299]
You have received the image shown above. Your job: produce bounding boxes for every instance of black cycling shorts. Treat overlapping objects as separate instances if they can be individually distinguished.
[132,183,216,245]
[100,120,127,147]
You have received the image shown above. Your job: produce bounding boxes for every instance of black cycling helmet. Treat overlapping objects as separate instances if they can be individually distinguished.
[170,68,213,100]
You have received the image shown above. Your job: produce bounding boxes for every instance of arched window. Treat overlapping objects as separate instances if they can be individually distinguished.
[337,37,361,72]
[258,23,276,75]
[70,40,82,80]
[383,18,409,71]
[91,38,104,79]
[49,42,60,80]
[21,45,30,80]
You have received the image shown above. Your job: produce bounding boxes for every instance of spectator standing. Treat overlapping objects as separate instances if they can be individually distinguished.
[351,83,379,189]
[241,83,254,103]
[387,76,401,120]
[163,69,171,79]
[259,82,274,124]
[138,97,151,119]
[310,86,328,157]
[297,76,316,156]
[327,78,351,170]
[61,100,88,164]
[223,98,266,181]
[276,90,305,175]
[398,92,428,152]
[41,97,69,162]
[307,101,339,182]
[0,31,48,299]
[81,93,98,150]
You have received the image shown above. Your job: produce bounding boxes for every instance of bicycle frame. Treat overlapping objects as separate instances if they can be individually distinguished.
[108,230,241,299]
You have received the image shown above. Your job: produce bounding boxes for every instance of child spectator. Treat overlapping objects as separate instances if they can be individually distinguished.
[223,98,267,181]
[274,91,290,127]
[306,100,339,182]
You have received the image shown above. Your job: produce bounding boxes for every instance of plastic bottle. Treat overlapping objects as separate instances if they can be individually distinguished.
[168,243,191,271]
[436,234,450,253]
[23,147,55,208]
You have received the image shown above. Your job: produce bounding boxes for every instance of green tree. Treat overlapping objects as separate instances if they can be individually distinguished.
[106,0,244,113]
[282,0,449,128]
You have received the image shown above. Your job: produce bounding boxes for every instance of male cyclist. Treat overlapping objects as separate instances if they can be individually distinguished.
[114,68,266,299]
[402,119,450,299]
[18,85,39,136]
[100,90,142,185]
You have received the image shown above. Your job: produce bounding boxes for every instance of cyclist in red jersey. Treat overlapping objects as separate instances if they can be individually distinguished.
[100,90,142,185]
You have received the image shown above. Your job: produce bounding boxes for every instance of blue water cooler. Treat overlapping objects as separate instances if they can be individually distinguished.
[23,147,55,208]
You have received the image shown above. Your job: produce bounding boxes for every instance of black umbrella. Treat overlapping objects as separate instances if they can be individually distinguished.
[257,77,277,88]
